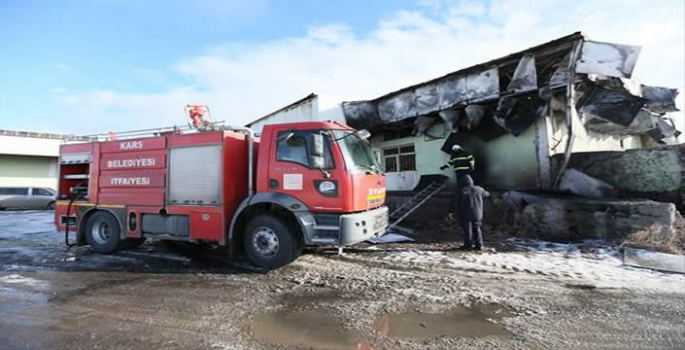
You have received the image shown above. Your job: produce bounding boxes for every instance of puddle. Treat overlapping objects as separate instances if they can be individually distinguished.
[251,309,361,350]
[375,304,512,340]
[0,287,48,315]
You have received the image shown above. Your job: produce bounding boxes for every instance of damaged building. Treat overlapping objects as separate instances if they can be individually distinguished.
[247,32,683,246]
[341,32,680,193]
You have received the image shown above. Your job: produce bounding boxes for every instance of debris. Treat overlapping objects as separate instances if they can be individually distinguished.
[564,283,598,290]
[367,233,414,244]
[648,116,681,144]
[507,54,537,93]
[388,225,416,235]
[412,116,437,136]
[522,198,682,242]
[641,86,680,114]
[622,248,685,274]
[502,191,543,209]
[463,105,488,130]
[494,95,548,136]
[577,81,647,127]
[438,109,460,133]
[575,41,641,79]
[584,109,655,135]
[553,145,685,204]
[559,168,618,198]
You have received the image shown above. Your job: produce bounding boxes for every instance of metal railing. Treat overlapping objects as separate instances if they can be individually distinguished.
[60,121,227,144]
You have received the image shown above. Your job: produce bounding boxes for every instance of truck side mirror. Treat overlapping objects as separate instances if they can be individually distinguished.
[308,133,327,173]
[310,155,325,169]
[309,133,324,157]
[355,129,371,140]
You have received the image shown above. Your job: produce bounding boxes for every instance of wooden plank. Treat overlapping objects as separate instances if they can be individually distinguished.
[623,248,685,274]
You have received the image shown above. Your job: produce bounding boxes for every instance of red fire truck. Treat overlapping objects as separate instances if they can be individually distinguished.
[54,111,388,269]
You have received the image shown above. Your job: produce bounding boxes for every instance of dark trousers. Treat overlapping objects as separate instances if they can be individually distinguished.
[460,220,483,248]
[451,173,470,212]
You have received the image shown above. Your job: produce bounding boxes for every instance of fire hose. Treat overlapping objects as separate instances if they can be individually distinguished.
[65,184,86,248]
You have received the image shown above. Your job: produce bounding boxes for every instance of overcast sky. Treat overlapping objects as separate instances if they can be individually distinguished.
[0,0,683,135]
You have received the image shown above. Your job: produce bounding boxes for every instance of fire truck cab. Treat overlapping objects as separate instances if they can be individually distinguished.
[55,121,388,269]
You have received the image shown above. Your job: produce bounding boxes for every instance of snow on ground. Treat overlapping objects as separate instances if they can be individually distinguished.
[0,274,48,289]
[372,239,684,293]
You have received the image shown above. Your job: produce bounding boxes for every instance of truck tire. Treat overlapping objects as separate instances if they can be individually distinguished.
[85,211,122,253]
[243,214,302,270]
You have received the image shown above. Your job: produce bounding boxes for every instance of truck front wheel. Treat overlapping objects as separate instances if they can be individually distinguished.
[243,214,301,270]
[85,211,122,253]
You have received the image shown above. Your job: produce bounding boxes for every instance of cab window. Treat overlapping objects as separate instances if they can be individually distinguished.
[276,130,334,169]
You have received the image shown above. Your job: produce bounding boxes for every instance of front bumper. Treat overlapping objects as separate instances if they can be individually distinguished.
[339,206,389,245]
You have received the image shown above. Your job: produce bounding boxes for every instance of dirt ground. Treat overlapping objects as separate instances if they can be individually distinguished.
[1,211,684,350]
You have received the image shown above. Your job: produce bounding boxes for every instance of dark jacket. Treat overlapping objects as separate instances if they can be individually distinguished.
[459,175,490,221]
[442,149,475,174]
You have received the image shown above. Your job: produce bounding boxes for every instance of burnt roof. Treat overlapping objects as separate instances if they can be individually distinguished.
[360,32,585,103]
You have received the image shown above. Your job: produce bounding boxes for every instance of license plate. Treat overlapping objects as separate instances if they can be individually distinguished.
[373,213,388,231]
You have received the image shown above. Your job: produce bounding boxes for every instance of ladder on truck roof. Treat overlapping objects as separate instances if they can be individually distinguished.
[388,179,447,230]
[60,121,227,144]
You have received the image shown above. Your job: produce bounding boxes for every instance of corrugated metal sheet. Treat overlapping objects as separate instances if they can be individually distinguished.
[168,145,222,206]
[507,54,537,93]
[576,41,641,79]
[342,101,381,130]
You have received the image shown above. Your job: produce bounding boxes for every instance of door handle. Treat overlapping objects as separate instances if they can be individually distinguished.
[269,179,279,189]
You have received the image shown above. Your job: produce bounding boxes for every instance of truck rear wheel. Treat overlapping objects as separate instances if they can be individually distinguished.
[85,211,122,253]
[243,214,302,270]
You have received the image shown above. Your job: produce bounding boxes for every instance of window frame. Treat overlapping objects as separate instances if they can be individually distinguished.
[275,130,336,170]
[382,144,416,173]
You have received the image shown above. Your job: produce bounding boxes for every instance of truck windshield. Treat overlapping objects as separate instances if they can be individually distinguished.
[331,130,381,173]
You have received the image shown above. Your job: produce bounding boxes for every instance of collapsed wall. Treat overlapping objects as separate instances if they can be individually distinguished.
[521,198,684,254]
[551,144,685,208]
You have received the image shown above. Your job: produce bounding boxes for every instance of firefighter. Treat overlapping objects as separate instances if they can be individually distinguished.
[440,144,475,215]
[459,175,490,251]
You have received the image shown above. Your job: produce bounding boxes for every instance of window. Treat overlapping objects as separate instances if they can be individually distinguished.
[34,188,55,196]
[382,145,416,172]
[276,130,334,169]
[0,187,29,195]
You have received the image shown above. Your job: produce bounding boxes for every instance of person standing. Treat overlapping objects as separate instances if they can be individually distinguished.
[459,175,489,251]
[440,144,475,214]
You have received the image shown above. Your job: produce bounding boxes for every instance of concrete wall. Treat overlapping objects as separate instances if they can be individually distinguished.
[317,94,348,124]
[522,198,682,243]
[0,135,61,157]
[0,134,61,190]
[0,155,58,190]
[247,95,348,135]
[370,122,454,191]
[248,98,316,135]
[552,145,685,205]
[546,101,643,157]
[459,122,542,190]
[370,119,545,191]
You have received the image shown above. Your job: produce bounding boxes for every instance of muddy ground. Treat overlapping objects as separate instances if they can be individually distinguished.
[1,211,684,350]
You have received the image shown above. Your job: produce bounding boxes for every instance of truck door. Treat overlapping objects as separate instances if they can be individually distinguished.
[268,130,343,212]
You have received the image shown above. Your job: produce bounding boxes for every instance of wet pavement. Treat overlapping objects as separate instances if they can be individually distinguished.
[375,304,512,340]
[1,211,684,350]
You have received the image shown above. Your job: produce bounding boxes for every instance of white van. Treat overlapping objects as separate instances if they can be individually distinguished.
[0,187,56,210]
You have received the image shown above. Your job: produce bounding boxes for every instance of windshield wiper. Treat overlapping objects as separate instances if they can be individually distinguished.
[357,164,380,174]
